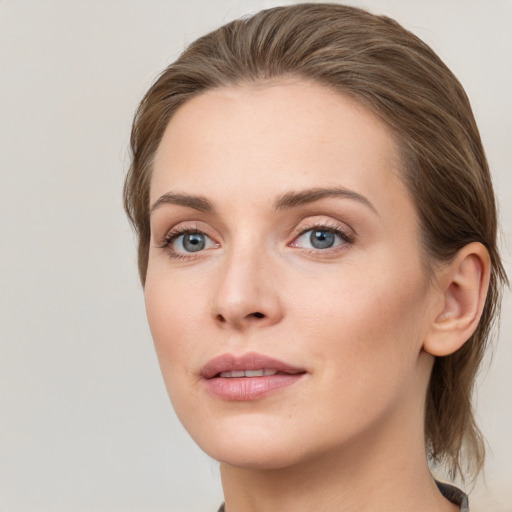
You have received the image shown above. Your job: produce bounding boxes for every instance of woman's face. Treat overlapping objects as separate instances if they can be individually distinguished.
[145,81,437,469]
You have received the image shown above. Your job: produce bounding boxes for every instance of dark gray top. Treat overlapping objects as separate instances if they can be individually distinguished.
[216,480,469,511]
[435,480,470,512]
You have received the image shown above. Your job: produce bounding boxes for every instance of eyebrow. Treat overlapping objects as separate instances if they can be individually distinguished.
[150,186,377,216]
[150,192,215,214]
[273,187,378,215]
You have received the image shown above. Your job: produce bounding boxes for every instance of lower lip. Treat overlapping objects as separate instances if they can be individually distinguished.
[203,374,304,401]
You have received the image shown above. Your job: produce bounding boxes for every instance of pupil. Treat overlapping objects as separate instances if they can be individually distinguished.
[183,233,205,252]
[310,230,334,249]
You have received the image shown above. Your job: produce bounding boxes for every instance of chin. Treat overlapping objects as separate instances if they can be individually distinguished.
[182,412,336,471]
[206,438,309,470]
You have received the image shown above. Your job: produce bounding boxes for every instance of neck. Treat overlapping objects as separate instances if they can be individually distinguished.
[220,433,457,512]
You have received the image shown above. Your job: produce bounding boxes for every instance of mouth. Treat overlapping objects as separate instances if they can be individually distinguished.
[200,352,306,401]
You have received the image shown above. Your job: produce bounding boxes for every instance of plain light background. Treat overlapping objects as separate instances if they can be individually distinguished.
[1,1,510,511]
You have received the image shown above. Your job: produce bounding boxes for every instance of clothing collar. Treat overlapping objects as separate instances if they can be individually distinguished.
[436,480,470,511]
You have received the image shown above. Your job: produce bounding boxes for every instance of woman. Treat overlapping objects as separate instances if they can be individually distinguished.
[124,3,507,511]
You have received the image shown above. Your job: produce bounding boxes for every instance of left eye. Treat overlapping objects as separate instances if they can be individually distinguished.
[293,228,348,250]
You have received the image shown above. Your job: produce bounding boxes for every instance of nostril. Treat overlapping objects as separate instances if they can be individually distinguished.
[214,311,266,325]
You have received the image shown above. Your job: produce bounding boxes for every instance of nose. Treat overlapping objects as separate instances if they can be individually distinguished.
[212,247,284,330]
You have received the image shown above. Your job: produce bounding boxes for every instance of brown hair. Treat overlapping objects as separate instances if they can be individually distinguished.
[124,3,507,481]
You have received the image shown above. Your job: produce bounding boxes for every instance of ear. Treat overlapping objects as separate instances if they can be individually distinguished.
[423,242,491,357]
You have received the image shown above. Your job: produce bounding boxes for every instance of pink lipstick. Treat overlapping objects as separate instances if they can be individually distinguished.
[201,352,306,401]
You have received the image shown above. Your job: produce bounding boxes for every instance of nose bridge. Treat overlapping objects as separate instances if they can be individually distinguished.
[212,236,281,328]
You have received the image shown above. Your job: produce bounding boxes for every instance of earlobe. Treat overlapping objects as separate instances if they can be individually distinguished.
[423,242,491,357]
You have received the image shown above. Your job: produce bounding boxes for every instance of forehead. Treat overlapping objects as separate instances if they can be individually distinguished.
[151,80,405,208]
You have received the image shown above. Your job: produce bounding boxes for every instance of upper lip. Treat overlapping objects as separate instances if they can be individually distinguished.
[200,352,306,379]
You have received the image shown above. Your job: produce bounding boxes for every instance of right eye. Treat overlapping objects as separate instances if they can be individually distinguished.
[175,232,208,252]
[162,228,219,258]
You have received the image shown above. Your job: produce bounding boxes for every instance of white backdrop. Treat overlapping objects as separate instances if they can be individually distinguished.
[1,1,510,511]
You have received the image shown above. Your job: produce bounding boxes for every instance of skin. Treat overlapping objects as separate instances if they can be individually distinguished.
[145,81,463,511]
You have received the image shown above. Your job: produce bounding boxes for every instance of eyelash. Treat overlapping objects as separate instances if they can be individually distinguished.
[158,224,214,260]
[158,221,355,260]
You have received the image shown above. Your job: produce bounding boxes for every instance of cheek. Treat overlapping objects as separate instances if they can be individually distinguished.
[293,259,429,374]
[287,265,430,440]
[144,276,203,376]
[144,277,211,426]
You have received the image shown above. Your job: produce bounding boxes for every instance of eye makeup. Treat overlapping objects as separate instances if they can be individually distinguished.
[154,214,356,262]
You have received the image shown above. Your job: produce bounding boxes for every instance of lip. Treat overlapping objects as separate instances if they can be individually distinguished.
[200,352,306,401]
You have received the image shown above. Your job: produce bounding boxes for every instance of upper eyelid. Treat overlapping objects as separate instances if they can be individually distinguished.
[156,221,217,242]
[292,217,355,237]
[164,224,206,239]
[295,220,346,234]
